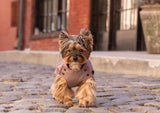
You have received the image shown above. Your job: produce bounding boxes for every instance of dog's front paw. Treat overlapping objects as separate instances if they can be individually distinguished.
[76,78,96,107]
[78,99,94,107]
[65,101,73,107]
[78,100,87,107]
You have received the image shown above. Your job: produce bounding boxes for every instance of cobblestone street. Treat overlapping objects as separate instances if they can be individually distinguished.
[0,61,160,113]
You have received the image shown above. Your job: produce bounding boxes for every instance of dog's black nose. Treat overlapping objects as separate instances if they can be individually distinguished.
[73,56,78,61]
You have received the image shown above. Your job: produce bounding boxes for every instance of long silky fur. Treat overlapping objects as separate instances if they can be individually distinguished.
[52,28,96,107]
[75,78,96,107]
[51,75,74,105]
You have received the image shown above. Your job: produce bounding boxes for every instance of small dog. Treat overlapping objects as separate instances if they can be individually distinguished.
[51,28,96,107]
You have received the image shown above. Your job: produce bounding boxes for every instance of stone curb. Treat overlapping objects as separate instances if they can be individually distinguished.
[0,51,160,78]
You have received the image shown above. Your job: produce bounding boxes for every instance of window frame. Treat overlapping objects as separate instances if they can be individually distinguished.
[119,0,138,31]
[31,0,69,40]
[11,1,19,27]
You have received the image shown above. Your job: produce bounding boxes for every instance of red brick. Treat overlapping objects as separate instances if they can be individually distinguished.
[23,0,35,49]
[0,0,18,51]
[68,0,91,35]
[31,38,59,51]
[0,0,91,51]
[23,0,91,51]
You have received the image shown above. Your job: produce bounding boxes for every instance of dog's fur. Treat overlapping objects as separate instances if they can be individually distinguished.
[51,28,96,107]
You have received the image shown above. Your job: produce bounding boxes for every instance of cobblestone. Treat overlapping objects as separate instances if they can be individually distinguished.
[0,61,160,113]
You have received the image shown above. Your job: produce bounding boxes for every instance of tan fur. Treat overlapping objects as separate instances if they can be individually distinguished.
[51,76,96,107]
[75,78,96,107]
[80,28,93,51]
[51,28,96,107]
[51,75,74,106]
[63,43,89,71]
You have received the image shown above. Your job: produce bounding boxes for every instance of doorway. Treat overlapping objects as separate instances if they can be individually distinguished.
[109,0,145,50]
[90,0,109,51]
[11,0,19,49]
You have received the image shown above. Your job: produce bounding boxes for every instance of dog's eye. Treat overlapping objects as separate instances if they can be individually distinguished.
[67,50,71,52]
[79,49,83,52]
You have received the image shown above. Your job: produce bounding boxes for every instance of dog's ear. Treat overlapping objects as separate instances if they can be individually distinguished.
[80,28,93,51]
[59,31,69,45]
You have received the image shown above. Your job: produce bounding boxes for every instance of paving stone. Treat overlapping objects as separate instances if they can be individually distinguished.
[43,94,53,99]
[129,100,156,106]
[0,84,13,92]
[96,88,105,92]
[8,109,37,113]
[12,100,38,111]
[0,95,21,104]
[0,107,5,113]
[0,111,5,113]
[1,61,160,113]
[111,96,135,106]
[107,90,130,96]
[96,97,111,105]
[121,111,140,113]
[2,91,24,97]
[23,94,42,99]
[155,96,160,101]
[0,104,14,113]
[144,102,160,108]
[0,104,14,109]
[25,88,45,95]
[1,78,24,82]
[133,95,155,101]
[96,92,113,97]
[131,106,159,113]
[14,84,37,90]
[118,104,140,111]
[145,84,160,90]
[42,108,67,113]
[89,107,110,113]
[105,95,120,100]
[152,89,160,93]
[37,100,69,109]
[65,107,92,113]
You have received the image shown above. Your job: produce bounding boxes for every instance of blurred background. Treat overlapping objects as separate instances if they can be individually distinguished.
[0,0,159,51]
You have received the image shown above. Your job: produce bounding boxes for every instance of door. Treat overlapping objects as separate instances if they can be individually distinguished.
[90,0,109,51]
[11,1,19,49]
[0,0,19,51]
[109,0,145,50]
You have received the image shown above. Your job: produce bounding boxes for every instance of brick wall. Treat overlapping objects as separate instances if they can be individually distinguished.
[23,0,35,49]
[0,0,18,51]
[23,0,91,51]
[31,38,59,51]
[68,0,91,35]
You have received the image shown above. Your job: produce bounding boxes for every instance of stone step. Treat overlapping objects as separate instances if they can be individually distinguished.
[0,51,160,78]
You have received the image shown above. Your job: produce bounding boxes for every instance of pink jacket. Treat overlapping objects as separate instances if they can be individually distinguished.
[54,60,94,88]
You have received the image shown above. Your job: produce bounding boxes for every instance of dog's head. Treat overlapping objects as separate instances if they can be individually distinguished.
[59,28,93,71]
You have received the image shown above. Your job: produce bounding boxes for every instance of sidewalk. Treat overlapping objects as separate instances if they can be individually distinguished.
[0,51,160,78]
[0,61,160,113]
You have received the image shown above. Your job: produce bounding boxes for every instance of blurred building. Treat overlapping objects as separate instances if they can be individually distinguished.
[0,0,159,51]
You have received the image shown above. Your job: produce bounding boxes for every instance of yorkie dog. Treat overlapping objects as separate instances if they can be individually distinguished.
[51,28,96,107]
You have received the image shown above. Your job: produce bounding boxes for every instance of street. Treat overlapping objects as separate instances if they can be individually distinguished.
[0,61,160,113]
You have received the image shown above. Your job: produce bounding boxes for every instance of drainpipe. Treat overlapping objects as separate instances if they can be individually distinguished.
[18,0,25,50]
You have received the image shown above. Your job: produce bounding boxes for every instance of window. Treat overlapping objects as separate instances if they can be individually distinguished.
[120,0,138,30]
[90,0,108,32]
[119,0,160,30]
[34,0,68,34]
[11,1,19,27]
